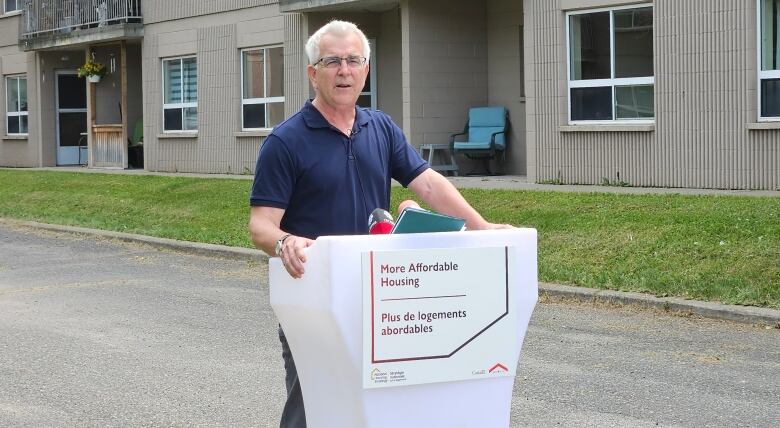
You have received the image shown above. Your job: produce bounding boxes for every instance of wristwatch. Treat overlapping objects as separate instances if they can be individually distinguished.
[275,234,292,257]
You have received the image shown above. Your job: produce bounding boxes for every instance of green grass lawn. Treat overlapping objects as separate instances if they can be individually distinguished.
[1,169,778,309]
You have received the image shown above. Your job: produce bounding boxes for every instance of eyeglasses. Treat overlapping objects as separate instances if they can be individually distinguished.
[313,55,367,69]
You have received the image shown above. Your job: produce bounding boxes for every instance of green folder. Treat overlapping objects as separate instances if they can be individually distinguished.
[391,207,466,234]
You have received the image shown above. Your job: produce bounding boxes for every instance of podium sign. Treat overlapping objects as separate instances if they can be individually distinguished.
[362,246,516,388]
[269,229,538,428]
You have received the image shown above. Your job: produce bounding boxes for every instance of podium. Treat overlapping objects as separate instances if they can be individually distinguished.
[270,229,538,428]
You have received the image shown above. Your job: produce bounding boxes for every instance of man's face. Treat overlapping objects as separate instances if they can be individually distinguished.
[308,32,369,110]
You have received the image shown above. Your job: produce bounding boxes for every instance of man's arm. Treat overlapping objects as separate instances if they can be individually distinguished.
[249,206,314,278]
[407,169,512,230]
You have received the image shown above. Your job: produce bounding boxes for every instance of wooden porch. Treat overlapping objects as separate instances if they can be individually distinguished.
[86,41,129,169]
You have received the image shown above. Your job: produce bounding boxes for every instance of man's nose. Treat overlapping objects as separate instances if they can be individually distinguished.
[336,59,352,73]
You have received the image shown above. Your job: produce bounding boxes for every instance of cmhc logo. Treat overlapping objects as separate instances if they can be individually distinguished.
[370,368,386,381]
[488,363,508,374]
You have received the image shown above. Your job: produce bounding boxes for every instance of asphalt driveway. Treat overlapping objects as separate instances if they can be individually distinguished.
[0,223,777,427]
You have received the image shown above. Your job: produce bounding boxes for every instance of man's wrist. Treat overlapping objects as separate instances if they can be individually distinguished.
[274,233,293,256]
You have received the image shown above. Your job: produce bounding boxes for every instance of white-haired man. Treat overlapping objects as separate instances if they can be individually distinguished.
[249,20,510,427]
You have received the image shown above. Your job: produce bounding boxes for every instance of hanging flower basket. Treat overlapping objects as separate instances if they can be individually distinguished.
[77,59,106,83]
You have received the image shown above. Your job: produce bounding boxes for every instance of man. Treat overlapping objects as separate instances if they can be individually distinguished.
[249,20,510,428]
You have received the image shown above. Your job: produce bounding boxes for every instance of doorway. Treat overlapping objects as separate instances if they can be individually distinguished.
[55,71,87,166]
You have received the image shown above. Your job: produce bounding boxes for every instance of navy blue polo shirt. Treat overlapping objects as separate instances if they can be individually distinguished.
[249,101,428,239]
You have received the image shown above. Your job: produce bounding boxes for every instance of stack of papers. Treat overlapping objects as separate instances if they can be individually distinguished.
[391,207,466,234]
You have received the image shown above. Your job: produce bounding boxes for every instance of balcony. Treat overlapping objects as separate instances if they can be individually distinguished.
[18,0,142,51]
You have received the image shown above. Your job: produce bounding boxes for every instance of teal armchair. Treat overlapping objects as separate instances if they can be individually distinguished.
[449,106,509,175]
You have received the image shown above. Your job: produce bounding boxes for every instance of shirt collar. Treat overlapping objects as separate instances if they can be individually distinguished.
[301,99,371,132]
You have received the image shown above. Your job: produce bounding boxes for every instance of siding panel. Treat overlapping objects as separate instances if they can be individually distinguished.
[283,13,309,119]
[143,5,284,173]
[143,0,278,24]
[526,0,780,189]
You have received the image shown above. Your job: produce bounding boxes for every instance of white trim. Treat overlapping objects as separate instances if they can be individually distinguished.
[157,132,198,139]
[569,119,654,126]
[5,74,28,136]
[757,0,780,120]
[162,56,198,132]
[609,10,615,86]
[359,38,377,110]
[235,130,272,138]
[243,96,285,105]
[162,101,197,109]
[566,4,655,124]
[746,121,780,129]
[565,10,572,117]
[240,46,285,131]
[3,0,20,15]
[54,70,87,166]
[565,3,652,16]
[559,124,655,132]
[569,77,653,88]
[0,10,21,18]
[758,0,762,120]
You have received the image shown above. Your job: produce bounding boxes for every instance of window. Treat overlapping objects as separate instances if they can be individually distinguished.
[567,5,654,123]
[357,38,376,109]
[760,0,780,119]
[6,75,27,135]
[162,56,197,132]
[4,0,20,14]
[241,47,284,130]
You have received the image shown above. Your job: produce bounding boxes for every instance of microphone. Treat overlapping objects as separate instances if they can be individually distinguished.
[368,208,394,234]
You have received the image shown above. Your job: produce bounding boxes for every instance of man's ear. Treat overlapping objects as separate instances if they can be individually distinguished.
[306,65,317,89]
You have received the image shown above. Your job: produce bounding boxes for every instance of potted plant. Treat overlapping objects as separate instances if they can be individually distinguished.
[77,59,106,83]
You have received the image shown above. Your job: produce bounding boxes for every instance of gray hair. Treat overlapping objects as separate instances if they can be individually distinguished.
[305,20,371,65]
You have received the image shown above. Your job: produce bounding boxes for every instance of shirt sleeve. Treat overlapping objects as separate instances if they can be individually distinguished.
[249,134,296,208]
[388,119,429,187]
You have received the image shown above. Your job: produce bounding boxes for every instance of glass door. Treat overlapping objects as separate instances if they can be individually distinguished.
[55,71,87,165]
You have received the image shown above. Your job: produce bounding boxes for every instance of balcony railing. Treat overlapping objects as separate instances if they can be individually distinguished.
[20,0,141,39]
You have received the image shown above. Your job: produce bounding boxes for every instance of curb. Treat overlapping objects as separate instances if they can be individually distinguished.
[2,219,264,262]
[4,219,779,327]
[539,283,780,327]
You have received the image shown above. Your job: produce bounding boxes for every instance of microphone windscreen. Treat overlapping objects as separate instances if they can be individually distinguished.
[368,208,395,234]
[369,221,394,234]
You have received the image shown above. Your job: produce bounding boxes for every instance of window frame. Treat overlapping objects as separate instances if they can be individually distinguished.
[565,3,655,125]
[161,56,198,133]
[6,74,28,136]
[240,46,285,131]
[357,38,377,110]
[757,0,780,121]
[4,0,20,14]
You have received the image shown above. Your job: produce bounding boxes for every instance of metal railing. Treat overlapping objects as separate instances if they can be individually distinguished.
[20,0,142,39]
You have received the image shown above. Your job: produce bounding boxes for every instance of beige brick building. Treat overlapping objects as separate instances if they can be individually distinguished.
[0,0,777,189]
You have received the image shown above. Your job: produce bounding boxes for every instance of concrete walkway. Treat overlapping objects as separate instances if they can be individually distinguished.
[11,166,780,197]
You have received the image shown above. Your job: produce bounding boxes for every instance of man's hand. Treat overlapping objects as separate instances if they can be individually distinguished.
[278,235,315,279]
[408,169,515,231]
[249,206,316,278]
[469,222,515,231]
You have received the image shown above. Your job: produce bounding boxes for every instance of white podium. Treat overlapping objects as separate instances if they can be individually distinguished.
[270,229,538,428]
